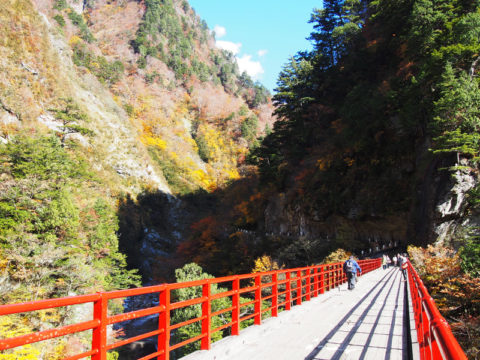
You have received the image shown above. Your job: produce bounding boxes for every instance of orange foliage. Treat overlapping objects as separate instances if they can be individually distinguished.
[316,157,332,171]
[177,216,220,265]
[408,245,480,359]
[344,157,355,167]
[397,60,415,79]
[233,192,263,227]
[294,168,314,183]
[378,80,390,94]
[330,119,345,134]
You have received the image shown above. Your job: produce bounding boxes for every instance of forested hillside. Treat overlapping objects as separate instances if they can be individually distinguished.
[182,0,480,273]
[1,0,480,358]
[180,0,480,356]
[0,0,273,357]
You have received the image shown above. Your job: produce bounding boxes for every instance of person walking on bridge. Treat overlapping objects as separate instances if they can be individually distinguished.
[343,256,362,290]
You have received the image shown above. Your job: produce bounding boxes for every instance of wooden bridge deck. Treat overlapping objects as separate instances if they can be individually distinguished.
[181,267,419,360]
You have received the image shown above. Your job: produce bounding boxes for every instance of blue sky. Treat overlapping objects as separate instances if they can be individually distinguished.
[188,0,322,93]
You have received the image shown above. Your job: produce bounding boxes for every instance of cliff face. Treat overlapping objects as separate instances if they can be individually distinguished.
[260,141,479,261]
[0,0,277,303]
[422,160,479,246]
[264,192,408,254]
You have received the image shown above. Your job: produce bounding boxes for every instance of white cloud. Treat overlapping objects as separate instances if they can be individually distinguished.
[212,27,265,80]
[216,40,242,55]
[237,55,264,80]
[213,25,226,38]
[257,49,268,57]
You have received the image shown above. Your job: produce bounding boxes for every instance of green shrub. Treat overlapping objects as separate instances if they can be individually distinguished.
[67,11,94,43]
[194,134,210,163]
[123,103,134,116]
[241,115,258,143]
[0,134,140,304]
[72,43,124,85]
[460,233,480,278]
[53,14,65,27]
[96,57,124,85]
[53,0,67,10]
[137,56,147,69]
[2,135,81,181]
[148,148,194,195]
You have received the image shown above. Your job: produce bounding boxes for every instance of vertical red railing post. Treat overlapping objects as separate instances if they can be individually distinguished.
[201,280,211,350]
[320,265,325,294]
[330,265,333,290]
[339,264,343,285]
[415,282,425,356]
[296,270,302,305]
[92,293,107,360]
[313,267,319,297]
[414,288,424,357]
[340,263,343,284]
[306,269,311,301]
[158,287,170,360]
[333,265,336,287]
[254,274,262,325]
[430,317,444,359]
[232,277,240,335]
[422,300,432,359]
[331,265,335,288]
[326,266,331,291]
[332,264,336,288]
[334,264,338,288]
[340,263,344,284]
[285,271,291,310]
[272,272,278,317]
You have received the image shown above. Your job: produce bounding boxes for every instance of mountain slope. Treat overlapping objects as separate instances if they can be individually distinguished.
[0,0,279,357]
[0,2,275,356]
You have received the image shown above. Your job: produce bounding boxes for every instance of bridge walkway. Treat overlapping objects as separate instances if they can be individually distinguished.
[181,267,418,360]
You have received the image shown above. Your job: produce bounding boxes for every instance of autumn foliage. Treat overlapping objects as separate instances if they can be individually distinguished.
[408,245,480,359]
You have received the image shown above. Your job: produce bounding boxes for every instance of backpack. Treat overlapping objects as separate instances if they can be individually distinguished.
[345,260,355,273]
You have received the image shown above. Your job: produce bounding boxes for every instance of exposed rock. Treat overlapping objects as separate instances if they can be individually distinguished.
[436,165,475,219]
[264,189,407,258]
[37,113,61,132]
[69,0,84,14]
[21,61,39,75]
[432,161,478,247]
[139,228,173,278]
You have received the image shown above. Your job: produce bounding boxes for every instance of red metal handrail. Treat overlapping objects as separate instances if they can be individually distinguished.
[405,260,467,360]
[0,259,380,359]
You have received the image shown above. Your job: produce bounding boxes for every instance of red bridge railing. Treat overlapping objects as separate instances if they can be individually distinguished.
[1,259,468,359]
[0,259,379,359]
[406,260,467,360]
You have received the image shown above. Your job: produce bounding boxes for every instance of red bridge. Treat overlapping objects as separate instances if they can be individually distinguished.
[0,259,467,359]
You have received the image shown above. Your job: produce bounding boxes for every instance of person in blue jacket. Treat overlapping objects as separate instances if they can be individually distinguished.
[343,256,362,290]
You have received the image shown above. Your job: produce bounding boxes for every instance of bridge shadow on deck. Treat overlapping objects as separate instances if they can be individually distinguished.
[305,269,408,360]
